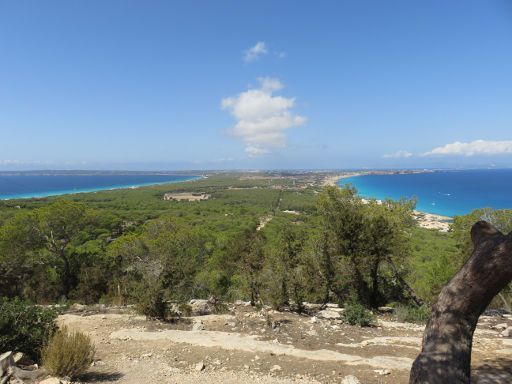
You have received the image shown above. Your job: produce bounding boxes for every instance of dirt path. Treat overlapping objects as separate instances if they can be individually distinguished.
[110,328,413,370]
[57,306,512,384]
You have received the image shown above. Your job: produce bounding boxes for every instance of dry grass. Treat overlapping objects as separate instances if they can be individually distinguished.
[42,326,95,379]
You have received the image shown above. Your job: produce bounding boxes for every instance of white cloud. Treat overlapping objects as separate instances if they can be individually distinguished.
[424,140,512,156]
[0,160,22,165]
[244,41,268,62]
[383,150,413,159]
[221,77,306,156]
[0,160,47,165]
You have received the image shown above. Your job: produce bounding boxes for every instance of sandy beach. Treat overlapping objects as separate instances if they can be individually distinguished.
[322,172,365,187]
[324,173,453,232]
[413,211,452,232]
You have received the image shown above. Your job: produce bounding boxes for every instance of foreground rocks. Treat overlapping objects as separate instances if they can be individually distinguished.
[2,301,508,383]
[52,302,511,384]
[0,351,46,384]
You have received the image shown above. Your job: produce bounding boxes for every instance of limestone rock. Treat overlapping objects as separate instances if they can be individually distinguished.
[342,375,361,384]
[9,377,25,384]
[12,365,46,380]
[317,309,342,320]
[192,319,205,331]
[303,303,322,310]
[13,352,34,367]
[0,351,14,378]
[189,300,211,316]
[501,326,512,338]
[374,369,391,375]
[494,323,508,331]
[270,364,282,372]
[195,361,205,371]
[70,303,86,312]
[39,378,71,384]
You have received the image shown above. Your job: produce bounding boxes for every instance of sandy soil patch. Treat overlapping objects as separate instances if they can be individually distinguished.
[53,305,511,384]
[163,193,210,201]
[413,211,452,232]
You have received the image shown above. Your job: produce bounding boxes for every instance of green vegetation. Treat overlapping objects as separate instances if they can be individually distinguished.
[343,302,376,327]
[0,297,57,361]
[135,283,169,320]
[0,172,510,323]
[315,186,416,307]
[407,227,458,302]
[42,326,95,379]
[394,305,431,324]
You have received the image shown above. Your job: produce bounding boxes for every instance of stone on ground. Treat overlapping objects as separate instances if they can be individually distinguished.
[342,375,361,384]
[195,361,206,371]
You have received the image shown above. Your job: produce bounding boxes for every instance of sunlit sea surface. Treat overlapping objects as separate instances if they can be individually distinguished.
[339,169,512,217]
[0,174,199,200]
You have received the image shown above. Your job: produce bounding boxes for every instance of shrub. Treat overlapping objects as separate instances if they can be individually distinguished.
[0,297,57,361]
[178,303,192,317]
[71,265,109,304]
[343,302,376,327]
[136,285,168,320]
[42,326,95,379]
[211,301,229,314]
[394,305,430,324]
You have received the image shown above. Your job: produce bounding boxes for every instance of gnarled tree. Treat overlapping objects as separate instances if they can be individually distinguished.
[410,221,512,384]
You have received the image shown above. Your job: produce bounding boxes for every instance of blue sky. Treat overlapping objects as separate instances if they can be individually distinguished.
[1,0,512,170]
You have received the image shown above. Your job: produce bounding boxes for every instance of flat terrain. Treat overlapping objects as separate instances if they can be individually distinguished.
[57,304,512,384]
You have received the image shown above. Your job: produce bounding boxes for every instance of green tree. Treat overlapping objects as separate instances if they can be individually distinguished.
[0,201,117,301]
[0,211,42,297]
[261,224,307,311]
[235,229,265,306]
[107,216,215,307]
[34,201,99,297]
[316,186,417,307]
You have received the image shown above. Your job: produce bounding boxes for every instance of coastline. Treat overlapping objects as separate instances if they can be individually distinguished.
[413,210,452,232]
[323,172,453,232]
[322,172,366,186]
[0,175,202,201]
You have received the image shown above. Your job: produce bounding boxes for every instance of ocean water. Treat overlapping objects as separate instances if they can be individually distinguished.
[339,169,512,217]
[0,174,199,200]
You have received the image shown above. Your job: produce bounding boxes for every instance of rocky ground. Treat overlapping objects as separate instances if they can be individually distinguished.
[46,302,511,384]
[8,302,511,384]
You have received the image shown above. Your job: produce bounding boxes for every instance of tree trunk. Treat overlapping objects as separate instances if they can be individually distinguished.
[369,260,380,308]
[60,249,72,297]
[386,256,424,307]
[409,221,512,384]
[321,238,334,304]
[348,255,370,305]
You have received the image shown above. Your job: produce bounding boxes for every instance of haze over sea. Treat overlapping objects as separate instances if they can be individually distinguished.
[339,169,512,217]
[0,174,198,200]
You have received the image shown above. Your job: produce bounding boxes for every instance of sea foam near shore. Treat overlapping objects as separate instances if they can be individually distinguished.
[0,174,200,200]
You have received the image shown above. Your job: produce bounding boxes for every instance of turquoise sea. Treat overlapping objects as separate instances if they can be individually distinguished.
[339,169,512,217]
[0,174,199,200]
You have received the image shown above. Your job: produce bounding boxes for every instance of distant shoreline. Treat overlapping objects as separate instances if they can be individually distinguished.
[322,169,435,187]
[324,170,453,232]
[0,175,202,200]
[0,170,204,177]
